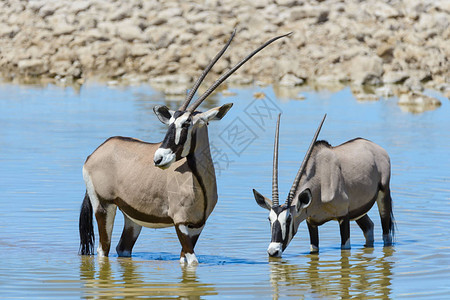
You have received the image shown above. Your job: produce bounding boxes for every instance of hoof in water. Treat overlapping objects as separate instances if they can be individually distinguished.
[180,253,198,266]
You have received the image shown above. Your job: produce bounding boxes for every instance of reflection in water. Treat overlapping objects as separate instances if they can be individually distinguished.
[270,248,395,299]
[79,256,216,299]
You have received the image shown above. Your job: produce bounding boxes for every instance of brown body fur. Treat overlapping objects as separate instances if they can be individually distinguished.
[82,127,217,257]
[296,138,390,225]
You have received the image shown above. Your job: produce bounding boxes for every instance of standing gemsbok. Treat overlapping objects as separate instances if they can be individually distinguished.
[79,30,290,265]
[253,114,395,257]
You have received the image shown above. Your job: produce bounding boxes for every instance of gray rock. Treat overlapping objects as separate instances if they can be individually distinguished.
[151,29,176,50]
[109,7,131,22]
[112,67,126,78]
[404,77,424,92]
[116,23,143,42]
[250,0,272,9]
[130,44,149,57]
[98,21,117,36]
[159,7,183,19]
[39,3,59,18]
[368,2,401,19]
[317,10,329,23]
[150,17,167,26]
[110,43,128,63]
[71,1,91,14]
[348,56,384,86]
[376,44,395,63]
[275,0,302,7]
[140,55,159,73]
[53,23,76,36]
[77,48,95,68]
[436,83,450,94]
[166,62,180,73]
[0,25,20,38]
[49,60,72,76]
[28,1,45,13]
[279,73,304,86]
[84,29,109,42]
[177,32,194,45]
[290,6,329,21]
[383,71,409,84]
[18,59,47,75]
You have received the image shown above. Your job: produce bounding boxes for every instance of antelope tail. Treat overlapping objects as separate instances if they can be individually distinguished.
[388,194,396,240]
[79,191,95,255]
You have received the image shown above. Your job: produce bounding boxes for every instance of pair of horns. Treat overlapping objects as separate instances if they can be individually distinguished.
[178,29,292,112]
[272,114,327,207]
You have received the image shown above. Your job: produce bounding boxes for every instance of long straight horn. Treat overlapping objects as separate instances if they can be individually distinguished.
[187,32,292,112]
[287,114,327,206]
[178,29,236,111]
[272,113,281,207]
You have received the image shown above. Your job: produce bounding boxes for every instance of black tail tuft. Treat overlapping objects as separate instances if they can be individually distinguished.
[390,200,396,241]
[79,191,95,255]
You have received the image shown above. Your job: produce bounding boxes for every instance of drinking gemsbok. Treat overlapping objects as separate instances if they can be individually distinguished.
[253,114,395,257]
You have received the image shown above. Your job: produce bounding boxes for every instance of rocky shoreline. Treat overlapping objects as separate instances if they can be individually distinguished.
[0,0,448,107]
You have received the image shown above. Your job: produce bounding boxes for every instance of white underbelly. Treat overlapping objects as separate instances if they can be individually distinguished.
[123,212,173,229]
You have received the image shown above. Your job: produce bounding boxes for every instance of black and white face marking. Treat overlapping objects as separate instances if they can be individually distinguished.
[153,103,233,169]
[267,205,295,257]
[154,110,194,169]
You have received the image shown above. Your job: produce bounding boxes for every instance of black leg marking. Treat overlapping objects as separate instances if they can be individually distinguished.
[339,216,351,249]
[180,233,201,262]
[376,187,395,246]
[356,214,374,247]
[116,214,142,257]
[307,222,319,253]
[190,234,200,249]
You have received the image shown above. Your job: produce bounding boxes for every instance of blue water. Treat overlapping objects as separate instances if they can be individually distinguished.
[0,82,449,298]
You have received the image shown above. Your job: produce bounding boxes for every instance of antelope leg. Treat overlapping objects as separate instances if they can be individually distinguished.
[356,214,374,247]
[94,202,117,257]
[307,222,319,253]
[376,188,394,246]
[339,216,351,250]
[116,214,142,257]
[175,224,203,265]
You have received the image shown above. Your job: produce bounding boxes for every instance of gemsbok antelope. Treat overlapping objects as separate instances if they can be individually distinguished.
[253,114,395,257]
[79,30,291,265]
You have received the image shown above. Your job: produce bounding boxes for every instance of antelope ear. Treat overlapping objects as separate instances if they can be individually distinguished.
[295,189,312,213]
[198,103,233,123]
[153,105,174,125]
[253,189,272,210]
